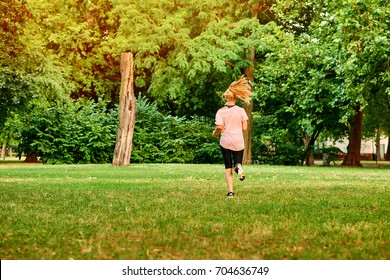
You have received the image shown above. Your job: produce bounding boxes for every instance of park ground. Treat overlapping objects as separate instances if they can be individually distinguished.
[0,161,389,260]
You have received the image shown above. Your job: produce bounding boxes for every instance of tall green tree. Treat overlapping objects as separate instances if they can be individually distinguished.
[256,0,389,166]
[326,0,389,166]
[25,0,120,104]
[0,0,31,64]
[255,31,348,165]
[0,0,31,129]
[1,0,77,159]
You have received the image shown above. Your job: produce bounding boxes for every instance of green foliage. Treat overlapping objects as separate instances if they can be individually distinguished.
[17,99,118,164]
[254,27,349,142]
[132,96,221,164]
[194,143,222,164]
[252,0,390,165]
[0,112,23,149]
[0,0,31,63]
[252,114,305,165]
[321,146,344,166]
[255,143,305,166]
[109,0,276,117]
[24,0,120,104]
[310,0,389,123]
[16,96,221,164]
[0,68,31,129]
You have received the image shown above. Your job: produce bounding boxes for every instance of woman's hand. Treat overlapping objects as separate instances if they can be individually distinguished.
[212,125,223,137]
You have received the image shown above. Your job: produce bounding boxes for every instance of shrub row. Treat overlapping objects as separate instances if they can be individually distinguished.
[18,96,309,165]
[18,100,117,164]
[131,97,221,164]
[17,97,222,164]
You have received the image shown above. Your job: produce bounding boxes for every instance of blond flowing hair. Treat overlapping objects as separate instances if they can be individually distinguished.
[223,76,252,104]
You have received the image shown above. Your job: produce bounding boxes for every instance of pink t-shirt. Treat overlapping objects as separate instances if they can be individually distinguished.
[215,105,248,151]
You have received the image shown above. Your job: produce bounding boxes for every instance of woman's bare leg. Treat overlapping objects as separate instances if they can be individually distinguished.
[225,168,234,193]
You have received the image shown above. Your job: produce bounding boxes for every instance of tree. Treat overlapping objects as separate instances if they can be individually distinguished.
[256,0,389,166]
[254,28,348,165]
[0,113,22,159]
[24,0,121,105]
[321,0,390,166]
[0,0,30,130]
[0,0,31,64]
[363,86,390,161]
[1,0,75,147]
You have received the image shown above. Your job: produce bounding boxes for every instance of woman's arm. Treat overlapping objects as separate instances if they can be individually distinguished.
[242,120,248,132]
[212,125,224,137]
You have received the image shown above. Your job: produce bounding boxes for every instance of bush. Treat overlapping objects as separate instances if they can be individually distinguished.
[194,142,221,164]
[18,96,222,164]
[252,114,305,166]
[254,143,305,166]
[321,146,344,166]
[131,96,222,164]
[18,99,117,164]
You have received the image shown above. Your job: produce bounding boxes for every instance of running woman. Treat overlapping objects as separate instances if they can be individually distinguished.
[212,76,252,198]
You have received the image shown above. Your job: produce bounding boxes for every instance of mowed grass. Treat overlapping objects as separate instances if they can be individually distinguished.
[0,163,389,260]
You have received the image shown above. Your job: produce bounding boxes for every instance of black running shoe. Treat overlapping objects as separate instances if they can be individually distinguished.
[226,192,234,198]
[234,164,245,181]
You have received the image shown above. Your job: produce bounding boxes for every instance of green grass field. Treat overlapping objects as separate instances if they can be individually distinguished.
[0,163,389,260]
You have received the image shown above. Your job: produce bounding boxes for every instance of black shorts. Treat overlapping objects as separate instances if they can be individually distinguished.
[220,145,244,169]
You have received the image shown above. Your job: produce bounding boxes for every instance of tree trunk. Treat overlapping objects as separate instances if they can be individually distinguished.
[24,150,38,163]
[243,100,253,164]
[241,5,264,165]
[375,128,381,161]
[302,131,311,166]
[303,130,319,166]
[112,52,136,166]
[385,137,390,161]
[1,140,5,159]
[342,107,363,167]
[242,45,255,164]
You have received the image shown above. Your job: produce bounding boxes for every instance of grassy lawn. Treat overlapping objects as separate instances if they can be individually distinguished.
[0,163,389,260]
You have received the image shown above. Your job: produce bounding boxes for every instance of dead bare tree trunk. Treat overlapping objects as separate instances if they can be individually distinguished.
[112,52,136,166]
